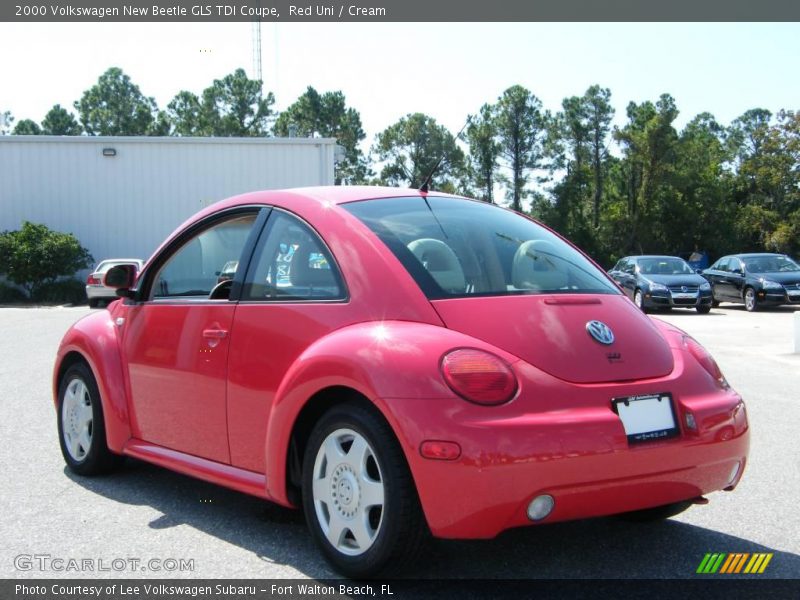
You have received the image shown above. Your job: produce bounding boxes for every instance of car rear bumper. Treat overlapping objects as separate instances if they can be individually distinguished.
[86,285,117,300]
[386,361,748,539]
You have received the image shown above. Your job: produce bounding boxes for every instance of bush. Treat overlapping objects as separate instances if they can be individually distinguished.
[0,281,28,304]
[30,278,87,305]
[0,221,93,299]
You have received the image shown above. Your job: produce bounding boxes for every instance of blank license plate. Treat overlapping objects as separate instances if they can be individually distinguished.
[673,293,697,299]
[612,393,678,443]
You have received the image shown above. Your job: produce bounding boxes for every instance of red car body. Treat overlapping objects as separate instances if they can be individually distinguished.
[54,187,749,565]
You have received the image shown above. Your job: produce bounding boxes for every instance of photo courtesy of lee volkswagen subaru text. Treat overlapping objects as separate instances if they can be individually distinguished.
[54,186,750,578]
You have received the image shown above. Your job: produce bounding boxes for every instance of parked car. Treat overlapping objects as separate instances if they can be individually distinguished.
[85,258,144,307]
[54,187,749,577]
[608,255,713,314]
[702,253,800,311]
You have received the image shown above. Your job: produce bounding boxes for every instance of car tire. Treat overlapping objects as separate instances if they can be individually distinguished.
[744,287,759,312]
[696,305,711,314]
[88,298,99,308]
[618,500,692,523]
[634,289,647,313]
[57,363,123,475]
[302,401,426,578]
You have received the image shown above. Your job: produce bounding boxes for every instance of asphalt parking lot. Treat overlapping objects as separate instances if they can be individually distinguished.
[1,304,798,580]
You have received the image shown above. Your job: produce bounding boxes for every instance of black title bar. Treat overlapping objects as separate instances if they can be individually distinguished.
[4,0,800,22]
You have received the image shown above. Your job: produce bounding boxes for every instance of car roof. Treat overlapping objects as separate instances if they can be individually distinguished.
[625,255,684,261]
[725,253,785,259]
[213,186,463,211]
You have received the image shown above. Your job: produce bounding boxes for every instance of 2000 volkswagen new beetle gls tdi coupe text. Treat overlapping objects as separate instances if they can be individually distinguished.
[54,187,749,577]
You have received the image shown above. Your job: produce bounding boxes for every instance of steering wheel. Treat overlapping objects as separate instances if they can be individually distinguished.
[209,279,233,300]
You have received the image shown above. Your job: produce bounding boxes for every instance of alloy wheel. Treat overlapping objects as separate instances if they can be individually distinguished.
[311,428,385,556]
[61,378,93,462]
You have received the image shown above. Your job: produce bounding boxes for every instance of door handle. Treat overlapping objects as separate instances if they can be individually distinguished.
[202,329,228,339]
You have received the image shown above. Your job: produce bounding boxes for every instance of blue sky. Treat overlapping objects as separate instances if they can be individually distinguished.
[1,22,798,144]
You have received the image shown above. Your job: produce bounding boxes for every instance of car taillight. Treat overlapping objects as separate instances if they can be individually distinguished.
[440,349,517,406]
[86,274,100,285]
[683,336,729,389]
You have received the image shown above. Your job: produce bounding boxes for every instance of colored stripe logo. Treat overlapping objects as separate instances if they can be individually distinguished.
[696,553,773,574]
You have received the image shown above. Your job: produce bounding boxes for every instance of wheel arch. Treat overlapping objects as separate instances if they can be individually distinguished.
[261,320,508,508]
[54,315,132,452]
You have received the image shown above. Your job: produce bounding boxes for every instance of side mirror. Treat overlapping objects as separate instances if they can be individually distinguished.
[695,269,703,274]
[104,264,138,297]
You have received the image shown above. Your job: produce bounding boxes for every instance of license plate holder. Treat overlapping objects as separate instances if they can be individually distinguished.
[672,293,697,299]
[612,392,679,444]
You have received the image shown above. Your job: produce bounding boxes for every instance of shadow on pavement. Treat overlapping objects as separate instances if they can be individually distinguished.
[65,460,799,579]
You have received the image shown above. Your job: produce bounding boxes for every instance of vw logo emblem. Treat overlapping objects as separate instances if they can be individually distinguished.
[586,320,615,345]
[681,285,688,292]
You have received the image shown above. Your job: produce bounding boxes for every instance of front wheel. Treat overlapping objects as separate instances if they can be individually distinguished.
[634,289,647,313]
[302,402,425,578]
[744,287,759,312]
[696,305,711,314]
[57,363,122,475]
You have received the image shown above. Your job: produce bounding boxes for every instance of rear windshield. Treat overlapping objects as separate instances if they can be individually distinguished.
[344,196,619,299]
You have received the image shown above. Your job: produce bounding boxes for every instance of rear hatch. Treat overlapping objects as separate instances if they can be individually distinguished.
[431,294,673,384]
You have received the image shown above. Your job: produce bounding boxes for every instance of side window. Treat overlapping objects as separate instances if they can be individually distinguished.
[715,258,730,272]
[730,258,744,273]
[151,213,258,299]
[623,260,636,275]
[243,210,345,301]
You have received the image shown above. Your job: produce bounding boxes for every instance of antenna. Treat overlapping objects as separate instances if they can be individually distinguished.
[419,115,471,193]
[251,4,263,88]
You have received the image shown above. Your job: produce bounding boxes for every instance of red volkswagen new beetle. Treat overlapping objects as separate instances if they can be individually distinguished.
[54,187,749,577]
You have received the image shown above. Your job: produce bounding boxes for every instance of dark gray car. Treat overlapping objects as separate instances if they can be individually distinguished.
[701,253,800,312]
[608,255,713,314]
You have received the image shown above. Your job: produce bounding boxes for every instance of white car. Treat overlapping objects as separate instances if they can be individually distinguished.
[85,259,144,307]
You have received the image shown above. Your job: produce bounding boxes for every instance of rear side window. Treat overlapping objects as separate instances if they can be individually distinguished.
[242,210,345,301]
[344,196,619,299]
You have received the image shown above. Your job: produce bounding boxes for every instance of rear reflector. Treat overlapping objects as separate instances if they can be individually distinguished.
[441,348,517,406]
[419,440,461,461]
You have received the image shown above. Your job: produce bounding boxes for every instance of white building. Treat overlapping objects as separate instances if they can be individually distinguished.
[0,135,339,265]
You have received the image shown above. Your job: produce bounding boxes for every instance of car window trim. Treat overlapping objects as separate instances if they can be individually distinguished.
[131,205,266,304]
[240,207,350,304]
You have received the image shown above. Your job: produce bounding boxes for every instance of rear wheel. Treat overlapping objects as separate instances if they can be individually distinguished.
[88,298,99,308]
[619,500,692,522]
[696,305,711,314]
[57,363,122,475]
[302,402,425,578]
[744,287,759,312]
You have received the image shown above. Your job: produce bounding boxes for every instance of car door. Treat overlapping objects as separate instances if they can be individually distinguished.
[608,259,630,297]
[225,209,351,473]
[707,258,731,300]
[726,258,747,300]
[120,207,264,463]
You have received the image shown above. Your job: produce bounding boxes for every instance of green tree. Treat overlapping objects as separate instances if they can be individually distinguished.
[1,111,15,135]
[494,85,546,212]
[41,104,83,135]
[613,94,680,253]
[373,113,465,192]
[584,86,614,228]
[274,86,369,184]
[0,222,93,299]
[167,69,274,137]
[74,67,159,135]
[201,68,274,136]
[166,90,204,136]
[12,119,41,135]
[464,104,500,203]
